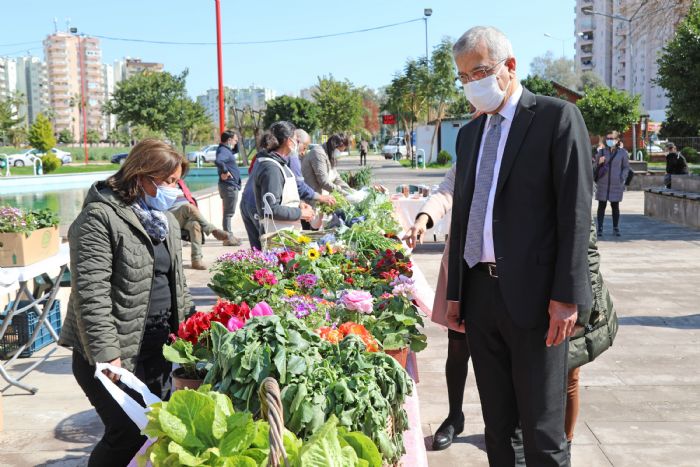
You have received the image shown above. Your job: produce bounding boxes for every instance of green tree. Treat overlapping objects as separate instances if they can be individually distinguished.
[27,113,56,151]
[262,95,320,132]
[656,1,700,126]
[579,71,604,91]
[313,76,364,134]
[426,39,461,159]
[0,94,23,145]
[176,99,210,154]
[659,109,699,138]
[520,75,558,97]
[446,94,471,118]
[86,129,101,145]
[57,128,74,144]
[529,52,579,90]
[104,70,190,136]
[576,86,640,136]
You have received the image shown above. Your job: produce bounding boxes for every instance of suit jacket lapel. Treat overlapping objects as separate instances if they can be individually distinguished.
[496,89,536,197]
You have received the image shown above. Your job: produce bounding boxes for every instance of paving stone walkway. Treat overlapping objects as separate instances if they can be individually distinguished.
[1,157,698,466]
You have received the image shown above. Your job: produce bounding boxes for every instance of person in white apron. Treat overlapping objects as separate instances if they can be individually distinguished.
[252,121,314,240]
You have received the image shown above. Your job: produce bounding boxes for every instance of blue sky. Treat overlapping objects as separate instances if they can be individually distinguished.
[1,0,577,98]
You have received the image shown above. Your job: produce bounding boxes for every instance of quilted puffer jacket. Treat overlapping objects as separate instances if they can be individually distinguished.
[59,181,193,371]
[569,220,619,369]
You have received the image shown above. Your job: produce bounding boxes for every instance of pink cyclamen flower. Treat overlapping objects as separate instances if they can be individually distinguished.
[226,316,245,332]
[251,301,274,317]
[341,290,374,314]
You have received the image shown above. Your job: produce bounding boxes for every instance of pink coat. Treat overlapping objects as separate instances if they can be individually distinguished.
[417,165,457,329]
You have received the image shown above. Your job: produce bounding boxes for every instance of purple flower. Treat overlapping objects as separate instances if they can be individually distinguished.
[216,248,279,267]
[226,316,245,332]
[296,274,318,289]
[391,275,416,299]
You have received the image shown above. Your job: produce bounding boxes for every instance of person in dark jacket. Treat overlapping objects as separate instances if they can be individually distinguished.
[59,139,194,467]
[240,128,335,249]
[252,121,314,240]
[664,142,689,188]
[595,131,630,237]
[215,130,243,245]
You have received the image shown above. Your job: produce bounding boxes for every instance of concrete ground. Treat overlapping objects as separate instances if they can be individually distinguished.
[1,154,699,466]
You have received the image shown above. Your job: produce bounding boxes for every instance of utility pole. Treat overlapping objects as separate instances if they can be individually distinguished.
[214,0,226,135]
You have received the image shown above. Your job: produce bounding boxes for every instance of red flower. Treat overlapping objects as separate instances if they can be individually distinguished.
[276,250,297,265]
[345,277,354,284]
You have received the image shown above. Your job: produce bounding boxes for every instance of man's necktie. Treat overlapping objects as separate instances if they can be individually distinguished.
[464,113,503,268]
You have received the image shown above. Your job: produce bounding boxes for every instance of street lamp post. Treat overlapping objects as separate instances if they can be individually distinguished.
[543,33,566,58]
[70,27,89,165]
[582,1,648,160]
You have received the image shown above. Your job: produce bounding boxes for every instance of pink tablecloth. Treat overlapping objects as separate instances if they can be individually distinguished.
[400,381,429,467]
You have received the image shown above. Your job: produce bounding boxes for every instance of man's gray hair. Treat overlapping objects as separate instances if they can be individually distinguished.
[453,26,513,61]
[295,128,311,143]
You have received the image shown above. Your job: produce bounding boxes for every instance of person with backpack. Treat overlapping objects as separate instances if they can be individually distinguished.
[595,131,630,237]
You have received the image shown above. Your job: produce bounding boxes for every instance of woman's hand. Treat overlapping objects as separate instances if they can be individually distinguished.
[318,194,337,205]
[299,203,315,221]
[598,156,606,165]
[102,357,122,383]
[404,214,429,249]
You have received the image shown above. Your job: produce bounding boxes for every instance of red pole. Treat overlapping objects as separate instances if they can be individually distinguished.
[78,36,89,164]
[214,0,226,135]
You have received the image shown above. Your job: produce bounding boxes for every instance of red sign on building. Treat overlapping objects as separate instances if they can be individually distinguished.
[382,114,396,125]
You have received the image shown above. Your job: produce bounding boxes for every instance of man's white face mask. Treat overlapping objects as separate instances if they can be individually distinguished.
[462,63,508,113]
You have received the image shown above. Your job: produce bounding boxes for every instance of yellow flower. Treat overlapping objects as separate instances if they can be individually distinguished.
[285,289,296,297]
[326,244,334,254]
[307,248,320,260]
[298,235,311,244]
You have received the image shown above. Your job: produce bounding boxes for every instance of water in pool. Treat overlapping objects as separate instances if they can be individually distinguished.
[0,168,245,226]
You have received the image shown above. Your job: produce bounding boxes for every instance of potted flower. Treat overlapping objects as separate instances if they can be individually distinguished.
[165,299,273,390]
[370,276,427,368]
[0,207,59,267]
[208,249,284,303]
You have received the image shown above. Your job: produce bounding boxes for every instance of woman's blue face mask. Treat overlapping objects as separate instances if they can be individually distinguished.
[144,180,179,211]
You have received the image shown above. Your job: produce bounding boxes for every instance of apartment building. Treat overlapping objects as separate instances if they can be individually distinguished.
[124,58,164,78]
[15,56,50,125]
[574,0,693,121]
[196,87,234,125]
[44,32,106,140]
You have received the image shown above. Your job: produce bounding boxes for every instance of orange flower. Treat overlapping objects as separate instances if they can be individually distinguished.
[326,329,342,344]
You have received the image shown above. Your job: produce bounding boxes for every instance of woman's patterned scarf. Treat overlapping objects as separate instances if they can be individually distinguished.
[130,198,169,242]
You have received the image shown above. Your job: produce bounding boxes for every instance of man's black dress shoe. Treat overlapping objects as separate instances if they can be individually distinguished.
[432,413,465,451]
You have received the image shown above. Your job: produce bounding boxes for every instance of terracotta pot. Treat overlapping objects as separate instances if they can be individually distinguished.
[172,368,204,391]
[385,347,409,368]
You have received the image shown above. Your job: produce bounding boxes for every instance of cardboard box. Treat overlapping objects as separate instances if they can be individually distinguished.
[0,226,60,267]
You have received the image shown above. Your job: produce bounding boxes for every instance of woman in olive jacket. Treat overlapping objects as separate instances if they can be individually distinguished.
[59,139,193,467]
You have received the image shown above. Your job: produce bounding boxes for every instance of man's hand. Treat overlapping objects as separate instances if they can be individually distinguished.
[403,214,429,249]
[318,194,337,206]
[220,172,231,181]
[102,357,122,383]
[546,300,578,347]
[299,203,315,221]
[446,300,465,333]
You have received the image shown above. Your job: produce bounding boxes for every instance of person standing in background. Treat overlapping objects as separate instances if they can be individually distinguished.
[594,131,630,237]
[215,130,243,246]
[664,142,689,188]
[359,139,369,166]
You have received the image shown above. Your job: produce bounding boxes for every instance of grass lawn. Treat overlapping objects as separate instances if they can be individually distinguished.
[8,163,120,176]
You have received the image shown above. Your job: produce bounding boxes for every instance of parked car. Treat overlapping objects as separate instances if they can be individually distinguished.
[7,149,42,167]
[187,144,219,164]
[47,148,72,164]
[110,152,129,164]
[7,148,73,166]
[382,137,415,160]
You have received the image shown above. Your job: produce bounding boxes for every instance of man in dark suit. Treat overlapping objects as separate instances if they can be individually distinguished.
[445,26,593,466]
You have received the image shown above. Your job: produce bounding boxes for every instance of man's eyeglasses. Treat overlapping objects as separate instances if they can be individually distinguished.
[455,57,508,84]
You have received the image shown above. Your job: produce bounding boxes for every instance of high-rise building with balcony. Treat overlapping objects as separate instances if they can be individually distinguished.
[575,0,693,121]
[44,32,106,140]
[0,57,18,100]
[15,56,50,125]
[124,58,164,78]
